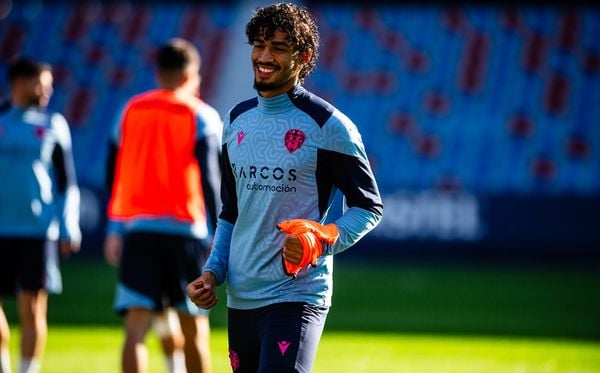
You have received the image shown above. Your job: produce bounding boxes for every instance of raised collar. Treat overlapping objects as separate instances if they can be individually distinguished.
[257,85,305,114]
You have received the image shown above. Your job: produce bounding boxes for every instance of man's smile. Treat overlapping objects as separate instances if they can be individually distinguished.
[256,64,278,78]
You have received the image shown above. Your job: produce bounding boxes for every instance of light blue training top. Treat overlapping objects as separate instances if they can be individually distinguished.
[0,106,80,242]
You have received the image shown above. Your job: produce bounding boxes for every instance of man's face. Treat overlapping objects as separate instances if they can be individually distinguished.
[251,29,303,97]
[18,70,53,108]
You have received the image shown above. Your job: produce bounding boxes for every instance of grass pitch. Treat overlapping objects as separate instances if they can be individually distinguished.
[7,327,600,372]
[3,257,600,372]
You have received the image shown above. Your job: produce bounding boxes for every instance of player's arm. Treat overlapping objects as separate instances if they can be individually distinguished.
[188,141,237,308]
[200,142,237,285]
[277,149,382,275]
[104,107,126,265]
[105,140,118,195]
[322,117,383,255]
[327,151,383,255]
[105,104,127,197]
[195,132,221,236]
[51,113,82,255]
[188,218,232,309]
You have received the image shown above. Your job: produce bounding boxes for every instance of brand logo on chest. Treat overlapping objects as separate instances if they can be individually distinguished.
[237,130,245,145]
[284,129,305,153]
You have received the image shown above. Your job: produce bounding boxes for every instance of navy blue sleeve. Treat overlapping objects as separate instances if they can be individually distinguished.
[316,149,383,217]
[105,141,118,195]
[50,113,81,242]
[316,149,383,255]
[51,142,78,196]
[218,144,239,224]
[195,134,222,234]
[332,151,383,216]
[52,144,68,193]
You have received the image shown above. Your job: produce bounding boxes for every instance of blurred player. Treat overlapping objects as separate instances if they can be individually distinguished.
[187,3,383,372]
[0,57,81,373]
[104,38,221,373]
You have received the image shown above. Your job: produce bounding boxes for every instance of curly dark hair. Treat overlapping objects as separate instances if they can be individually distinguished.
[246,3,320,81]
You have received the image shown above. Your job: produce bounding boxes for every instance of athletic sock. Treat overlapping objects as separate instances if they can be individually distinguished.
[166,351,186,373]
[19,358,40,373]
[0,348,11,373]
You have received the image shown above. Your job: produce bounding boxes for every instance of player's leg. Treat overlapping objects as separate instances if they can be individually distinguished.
[122,308,152,373]
[0,238,19,373]
[178,312,210,373]
[153,308,185,373]
[115,232,163,373]
[16,239,48,373]
[163,234,212,372]
[257,302,329,373]
[227,307,260,373]
[17,291,47,373]
[0,302,11,373]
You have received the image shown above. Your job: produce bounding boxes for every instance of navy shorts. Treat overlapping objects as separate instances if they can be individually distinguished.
[0,237,62,296]
[227,302,329,373]
[114,231,210,316]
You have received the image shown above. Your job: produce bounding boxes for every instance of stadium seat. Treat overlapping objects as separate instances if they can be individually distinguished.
[0,3,598,198]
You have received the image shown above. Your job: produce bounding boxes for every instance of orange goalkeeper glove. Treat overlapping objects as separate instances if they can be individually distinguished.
[277,219,339,277]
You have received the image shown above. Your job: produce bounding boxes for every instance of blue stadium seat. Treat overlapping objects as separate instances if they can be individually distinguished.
[0,3,598,196]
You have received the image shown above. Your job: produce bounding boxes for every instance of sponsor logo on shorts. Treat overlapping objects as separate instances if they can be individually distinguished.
[278,340,291,356]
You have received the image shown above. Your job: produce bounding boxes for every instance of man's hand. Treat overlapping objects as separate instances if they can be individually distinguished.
[277,219,339,277]
[282,234,303,265]
[187,271,218,309]
[104,234,123,267]
[59,240,80,258]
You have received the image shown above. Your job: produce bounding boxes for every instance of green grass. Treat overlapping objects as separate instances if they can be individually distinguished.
[2,257,600,372]
[328,259,600,339]
[6,327,600,372]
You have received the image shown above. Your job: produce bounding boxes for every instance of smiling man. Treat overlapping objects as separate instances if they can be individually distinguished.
[187,3,383,372]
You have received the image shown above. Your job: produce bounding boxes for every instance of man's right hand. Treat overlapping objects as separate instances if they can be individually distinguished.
[187,271,218,309]
[104,234,123,267]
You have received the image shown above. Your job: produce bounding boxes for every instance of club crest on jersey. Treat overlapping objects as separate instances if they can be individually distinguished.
[284,129,305,153]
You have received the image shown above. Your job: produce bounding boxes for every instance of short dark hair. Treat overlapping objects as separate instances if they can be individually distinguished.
[7,56,52,83]
[156,38,201,73]
[246,2,320,81]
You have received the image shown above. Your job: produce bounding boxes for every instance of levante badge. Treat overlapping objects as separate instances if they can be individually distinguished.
[284,128,305,153]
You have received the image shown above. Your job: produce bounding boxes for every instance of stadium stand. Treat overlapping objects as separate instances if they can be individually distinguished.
[0,1,236,188]
[1,1,598,258]
[305,4,599,196]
